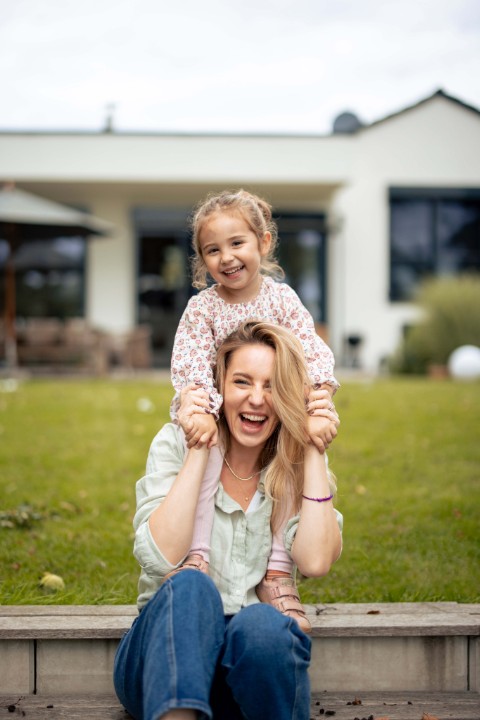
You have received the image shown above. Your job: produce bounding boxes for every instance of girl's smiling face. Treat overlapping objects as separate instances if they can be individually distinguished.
[198,211,271,303]
[223,343,279,451]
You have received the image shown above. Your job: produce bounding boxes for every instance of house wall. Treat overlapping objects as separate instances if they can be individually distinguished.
[329,97,480,370]
[1,94,479,371]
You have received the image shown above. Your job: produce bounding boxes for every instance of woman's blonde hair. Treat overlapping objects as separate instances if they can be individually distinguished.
[190,189,285,289]
[214,321,332,530]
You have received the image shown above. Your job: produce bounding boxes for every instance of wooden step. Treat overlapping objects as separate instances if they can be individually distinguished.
[0,691,478,720]
[0,603,479,695]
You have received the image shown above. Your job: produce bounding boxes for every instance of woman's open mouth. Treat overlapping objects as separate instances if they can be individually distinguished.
[240,413,267,430]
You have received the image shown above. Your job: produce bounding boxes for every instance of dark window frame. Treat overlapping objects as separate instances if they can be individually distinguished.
[389,187,480,302]
[276,212,328,323]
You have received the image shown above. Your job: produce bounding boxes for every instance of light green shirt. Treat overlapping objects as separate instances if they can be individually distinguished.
[133,423,343,613]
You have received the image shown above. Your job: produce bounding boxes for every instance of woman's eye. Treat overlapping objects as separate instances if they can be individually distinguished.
[234,379,248,385]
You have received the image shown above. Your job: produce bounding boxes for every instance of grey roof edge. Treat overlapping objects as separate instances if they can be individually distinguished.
[364,88,480,131]
[0,90,478,140]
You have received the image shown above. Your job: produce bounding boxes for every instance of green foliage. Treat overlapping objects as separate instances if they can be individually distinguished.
[0,377,479,604]
[390,275,480,374]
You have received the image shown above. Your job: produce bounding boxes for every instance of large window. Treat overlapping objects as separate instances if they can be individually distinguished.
[133,208,328,368]
[390,188,480,301]
[276,213,327,323]
[134,208,192,368]
[0,235,86,319]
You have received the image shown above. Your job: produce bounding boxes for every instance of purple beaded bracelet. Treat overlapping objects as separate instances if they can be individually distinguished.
[302,493,334,503]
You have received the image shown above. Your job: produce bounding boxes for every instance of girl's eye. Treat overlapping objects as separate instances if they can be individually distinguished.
[207,248,218,255]
[232,240,243,247]
[234,379,249,386]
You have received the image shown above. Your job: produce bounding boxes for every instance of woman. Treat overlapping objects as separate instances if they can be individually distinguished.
[114,321,342,720]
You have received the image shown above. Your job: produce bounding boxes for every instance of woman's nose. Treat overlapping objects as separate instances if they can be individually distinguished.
[249,386,265,405]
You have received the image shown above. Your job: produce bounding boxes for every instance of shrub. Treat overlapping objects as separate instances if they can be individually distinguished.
[390,274,480,374]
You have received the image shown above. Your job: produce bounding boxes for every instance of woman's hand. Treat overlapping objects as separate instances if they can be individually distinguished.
[306,387,339,423]
[305,388,340,452]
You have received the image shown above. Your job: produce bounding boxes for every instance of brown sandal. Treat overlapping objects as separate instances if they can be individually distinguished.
[256,574,312,634]
[164,553,209,580]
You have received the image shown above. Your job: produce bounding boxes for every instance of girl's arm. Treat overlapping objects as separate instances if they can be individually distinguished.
[290,438,342,577]
[170,294,223,419]
[279,284,339,393]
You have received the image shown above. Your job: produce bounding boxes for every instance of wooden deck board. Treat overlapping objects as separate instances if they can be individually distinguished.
[1,603,478,640]
[0,692,478,720]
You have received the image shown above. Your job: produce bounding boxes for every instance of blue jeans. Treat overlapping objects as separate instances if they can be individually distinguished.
[114,571,311,720]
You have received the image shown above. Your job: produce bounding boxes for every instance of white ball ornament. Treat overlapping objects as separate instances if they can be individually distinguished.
[448,345,480,380]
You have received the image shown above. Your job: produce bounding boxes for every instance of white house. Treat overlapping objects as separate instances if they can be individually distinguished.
[1,89,479,371]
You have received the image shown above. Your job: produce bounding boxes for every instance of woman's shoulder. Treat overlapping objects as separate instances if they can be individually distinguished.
[146,423,186,472]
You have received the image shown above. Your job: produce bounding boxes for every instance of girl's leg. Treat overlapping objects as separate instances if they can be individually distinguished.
[256,521,311,633]
[218,603,311,720]
[267,525,293,574]
[189,447,223,562]
[114,571,225,720]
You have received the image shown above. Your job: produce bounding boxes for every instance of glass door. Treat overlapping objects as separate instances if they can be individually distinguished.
[135,209,192,368]
[276,213,327,323]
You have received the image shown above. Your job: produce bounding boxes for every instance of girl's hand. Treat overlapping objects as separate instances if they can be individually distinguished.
[185,412,218,449]
[177,383,218,448]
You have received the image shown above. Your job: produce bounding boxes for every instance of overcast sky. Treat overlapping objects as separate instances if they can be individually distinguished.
[1,0,479,135]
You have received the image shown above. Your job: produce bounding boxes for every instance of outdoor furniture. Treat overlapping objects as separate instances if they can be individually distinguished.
[106,325,153,370]
[0,318,154,374]
[14,318,108,375]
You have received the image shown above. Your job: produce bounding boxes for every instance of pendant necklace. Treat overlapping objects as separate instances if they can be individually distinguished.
[223,455,261,481]
[223,455,266,503]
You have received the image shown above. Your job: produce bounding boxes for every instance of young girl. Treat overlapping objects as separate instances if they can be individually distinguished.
[168,189,340,633]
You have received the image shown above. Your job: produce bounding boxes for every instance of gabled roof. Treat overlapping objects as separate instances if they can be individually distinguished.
[367,88,480,129]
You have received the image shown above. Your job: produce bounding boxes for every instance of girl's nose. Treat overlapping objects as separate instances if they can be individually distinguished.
[220,248,234,264]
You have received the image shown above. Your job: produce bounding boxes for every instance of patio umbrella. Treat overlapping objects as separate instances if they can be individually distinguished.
[0,184,113,368]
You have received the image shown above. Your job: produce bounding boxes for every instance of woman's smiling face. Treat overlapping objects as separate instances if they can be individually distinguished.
[222,343,279,451]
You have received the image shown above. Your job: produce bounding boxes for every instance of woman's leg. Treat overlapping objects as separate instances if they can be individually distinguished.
[114,571,225,720]
[218,603,311,720]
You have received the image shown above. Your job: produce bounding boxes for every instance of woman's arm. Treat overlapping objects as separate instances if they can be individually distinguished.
[147,385,213,565]
[290,443,342,577]
[147,443,209,566]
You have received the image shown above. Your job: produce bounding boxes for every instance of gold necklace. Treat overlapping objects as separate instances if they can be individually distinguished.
[223,455,264,482]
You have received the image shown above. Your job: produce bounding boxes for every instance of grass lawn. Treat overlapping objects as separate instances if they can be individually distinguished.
[0,376,479,605]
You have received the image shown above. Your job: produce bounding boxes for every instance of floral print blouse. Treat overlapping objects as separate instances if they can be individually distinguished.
[170,276,338,419]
